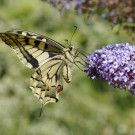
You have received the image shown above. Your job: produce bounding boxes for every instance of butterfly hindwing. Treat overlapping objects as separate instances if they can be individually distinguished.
[0,30,65,68]
[30,55,65,104]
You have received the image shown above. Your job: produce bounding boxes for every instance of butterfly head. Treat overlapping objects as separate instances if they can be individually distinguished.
[63,46,75,63]
[69,45,74,55]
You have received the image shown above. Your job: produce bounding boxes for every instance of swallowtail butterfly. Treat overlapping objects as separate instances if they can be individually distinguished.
[0,30,84,106]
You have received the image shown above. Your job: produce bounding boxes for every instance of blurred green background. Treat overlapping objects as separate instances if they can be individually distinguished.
[0,0,135,135]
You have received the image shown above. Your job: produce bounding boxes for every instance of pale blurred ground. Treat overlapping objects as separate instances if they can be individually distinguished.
[0,0,135,135]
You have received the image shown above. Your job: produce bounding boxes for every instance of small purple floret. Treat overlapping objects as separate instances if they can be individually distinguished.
[85,43,135,95]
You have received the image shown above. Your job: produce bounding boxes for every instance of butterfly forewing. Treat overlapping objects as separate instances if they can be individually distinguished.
[0,30,65,68]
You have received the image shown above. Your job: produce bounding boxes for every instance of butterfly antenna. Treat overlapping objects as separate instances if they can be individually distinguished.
[69,26,77,46]
[39,103,44,117]
[64,39,70,46]
[74,62,84,71]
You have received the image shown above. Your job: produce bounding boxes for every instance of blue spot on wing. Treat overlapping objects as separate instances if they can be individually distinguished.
[40,81,44,85]
[57,85,61,89]
[51,86,56,89]
[37,69,41,74]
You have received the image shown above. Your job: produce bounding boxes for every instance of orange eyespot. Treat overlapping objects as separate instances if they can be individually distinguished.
[46,85,50,91]
[44,82,47,87]
[56,86,63,94]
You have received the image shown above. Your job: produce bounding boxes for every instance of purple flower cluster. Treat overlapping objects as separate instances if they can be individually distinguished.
[100,0,135,23]
[42,0,135,41]
[85,43,135,95]
[41,0,86,13]
[42,0,135,23]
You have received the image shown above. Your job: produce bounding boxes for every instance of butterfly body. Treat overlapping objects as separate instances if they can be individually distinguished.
[0,30,75,105]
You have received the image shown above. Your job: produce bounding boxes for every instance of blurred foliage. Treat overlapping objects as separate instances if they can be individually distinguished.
[0,0,135,135]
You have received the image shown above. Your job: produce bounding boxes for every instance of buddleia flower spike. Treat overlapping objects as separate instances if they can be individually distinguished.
[84,43,135,95]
